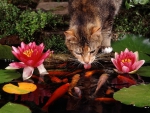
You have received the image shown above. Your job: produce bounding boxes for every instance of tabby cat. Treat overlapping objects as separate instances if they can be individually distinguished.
[64,0,122,69]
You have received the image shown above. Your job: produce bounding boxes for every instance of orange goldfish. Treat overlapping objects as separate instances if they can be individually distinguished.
[50,76,62,83]
[66,70,82,76]
[84,70,102,78]
[42,83,70,112]
[95,97,116,103]
[48,70,70,76]
[68,74,80,96]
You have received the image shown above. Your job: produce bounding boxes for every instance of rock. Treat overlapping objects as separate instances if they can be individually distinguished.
[36,2,68,15]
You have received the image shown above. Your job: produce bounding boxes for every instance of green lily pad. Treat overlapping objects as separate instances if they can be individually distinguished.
[139,0,149,4]
[0,102,31,113]
[112,34,150,63]
[114,84,150,107]
[136,66,150,77]
[0,44,15,60]
[0,70,21,83]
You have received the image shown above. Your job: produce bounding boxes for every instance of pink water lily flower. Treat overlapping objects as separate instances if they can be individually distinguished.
[111,48,145,74]
[5,42,53,80]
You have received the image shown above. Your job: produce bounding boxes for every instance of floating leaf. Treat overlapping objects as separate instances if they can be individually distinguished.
[0,44,15,59]
[139,0,149,4]
[114,84,150,107]
[3,82,37,94]
[112,34,150,63]
[0,70,21,83]
[136,66,150,77]
[0,102,31,113]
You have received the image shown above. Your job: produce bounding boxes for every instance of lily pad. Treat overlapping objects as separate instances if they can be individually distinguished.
[114,84,150,107]
[3,82,37,94]
[0,102,31,113]
[0,70,21,83]
[0,44,15,59]
[136,66,150,77]
[112,34,150,63]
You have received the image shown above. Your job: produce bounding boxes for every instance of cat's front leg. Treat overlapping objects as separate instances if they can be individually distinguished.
[101,29,113,53]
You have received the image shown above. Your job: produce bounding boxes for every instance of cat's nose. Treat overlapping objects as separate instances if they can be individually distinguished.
[84,61,89,64]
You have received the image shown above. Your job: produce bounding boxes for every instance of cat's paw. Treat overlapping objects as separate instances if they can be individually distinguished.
[102,47,113,53]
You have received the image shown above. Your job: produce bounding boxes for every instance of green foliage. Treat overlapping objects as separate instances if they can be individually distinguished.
[114,6,150,37]
[0,102,31,113]
[0,44,16,59]
[0,0,20,38]
[0,70,21,83]
[136,66,150,77]
[43,34,68,53]
[45,14,69,31]
[114,84,150,107]
[124,0,150,9]
[112,34,150,63]
[16,10,51,42]
[0,1,58,43]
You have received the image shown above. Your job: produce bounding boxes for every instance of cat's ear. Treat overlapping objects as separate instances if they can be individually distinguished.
[64,30,77,43]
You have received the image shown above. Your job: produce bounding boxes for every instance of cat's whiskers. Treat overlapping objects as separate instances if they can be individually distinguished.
[68,57,83,68]
[93,56,105,68]
[77,63,83,69]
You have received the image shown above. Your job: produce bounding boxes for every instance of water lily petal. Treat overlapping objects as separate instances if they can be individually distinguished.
[37,64,48,75]
[34,59,44,67]
[22,66,34,80]
[122,66,130,73]
[9,62,26,68]
[114,69,124,74]
[111,58,122,71]
[114,52,119,59]
[12,46,20,54]
[132,60,145,71]
[129,70,137,74]
[38,51,50,61]
[134,51,139,61]
[5,66,19,69]
[124,48,129,53]
[21,42,26,49]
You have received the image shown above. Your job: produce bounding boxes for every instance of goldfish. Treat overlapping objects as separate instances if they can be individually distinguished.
[48,70,70,76]
[68,74,80,96]
[111,75,137,89]
[42,83,70,112]
[105,87,114,95]
[66,70,82,76]
[95,97,116,103]
[117,75,136,85]
[93,73,109,95]
[84,70,102,78]
[62,78,68,83]
[31,75,44,83]
[50,76,62,83]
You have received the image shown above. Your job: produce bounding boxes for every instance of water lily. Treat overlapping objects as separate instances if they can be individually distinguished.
[5,42,53,80]
[111,48,145,74]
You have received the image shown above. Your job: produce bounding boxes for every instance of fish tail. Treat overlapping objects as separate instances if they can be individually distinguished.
[42,105,48,113]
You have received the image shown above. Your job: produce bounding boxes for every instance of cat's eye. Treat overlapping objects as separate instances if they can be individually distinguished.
[75,52,82,55]
[90,50,95,54]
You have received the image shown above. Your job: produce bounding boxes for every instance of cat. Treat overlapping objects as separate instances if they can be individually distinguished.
[64,0,122,69]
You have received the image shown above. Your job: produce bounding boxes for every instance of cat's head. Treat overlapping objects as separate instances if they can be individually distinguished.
[64,26,103,69]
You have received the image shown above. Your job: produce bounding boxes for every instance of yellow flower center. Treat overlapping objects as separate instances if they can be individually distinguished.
[121,58,131,63]
[23,49,33,57]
